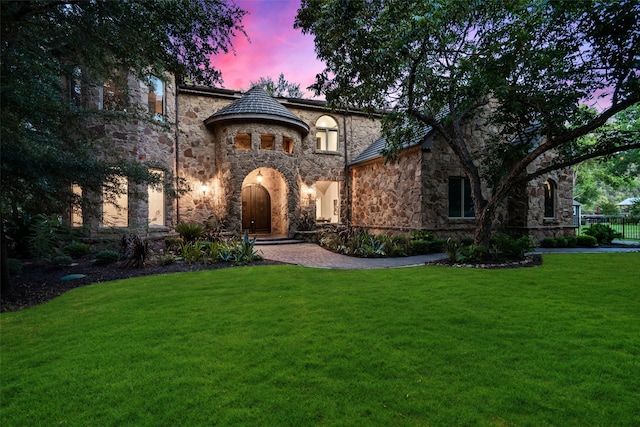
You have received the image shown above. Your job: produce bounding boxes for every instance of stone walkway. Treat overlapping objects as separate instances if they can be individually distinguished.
[257,241,639,270]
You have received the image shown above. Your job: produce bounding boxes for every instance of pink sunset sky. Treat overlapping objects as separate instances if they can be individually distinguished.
[210,0,325,97]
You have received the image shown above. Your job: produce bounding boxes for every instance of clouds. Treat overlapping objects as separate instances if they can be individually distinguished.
[210,0,324,97]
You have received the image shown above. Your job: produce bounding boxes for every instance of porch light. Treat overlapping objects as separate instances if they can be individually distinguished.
[201,184,209,195]
[256,170,263,183]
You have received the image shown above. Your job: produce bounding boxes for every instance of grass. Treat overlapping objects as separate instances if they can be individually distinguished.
[1,253,639,426]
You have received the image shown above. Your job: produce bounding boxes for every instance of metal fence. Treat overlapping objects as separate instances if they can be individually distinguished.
[580,215,640,240]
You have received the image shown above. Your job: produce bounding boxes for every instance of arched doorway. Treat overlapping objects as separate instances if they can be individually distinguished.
[242,184,271,233]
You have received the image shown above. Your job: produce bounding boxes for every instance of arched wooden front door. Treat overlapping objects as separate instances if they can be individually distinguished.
[242,184,271,233]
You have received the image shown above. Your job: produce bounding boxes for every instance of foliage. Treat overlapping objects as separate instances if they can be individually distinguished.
[94,250,120,266]
[582,224,622,244]
[63,241,91,259]
[490,233,535,261]
[457,245,489,263]
[160,254,177,266]
[574,106,640,212]
[296,0,640,246]
[444,239,461,263]
[165,237,183,253]
[233,231,261,264]
[180,241,206,264]
[27,214,66,260]
[203,215,226,241]
[599,202,619,216]
[175,222,205,243]
[297,213,317,232]
[119,234,148,268]
[51,255,74,269]
[7,258,22,276]
[542,236,578,248]
[250,73,304,98]
[576,235,598,247]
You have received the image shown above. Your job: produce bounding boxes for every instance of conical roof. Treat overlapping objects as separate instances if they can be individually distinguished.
[204,86,309,134]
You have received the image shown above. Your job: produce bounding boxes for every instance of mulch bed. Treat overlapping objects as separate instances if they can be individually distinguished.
[425,253,543,269]
[1,256,285,313]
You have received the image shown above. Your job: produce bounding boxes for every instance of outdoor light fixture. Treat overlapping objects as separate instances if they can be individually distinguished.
[201,184,209,195]
[256,170,263,183]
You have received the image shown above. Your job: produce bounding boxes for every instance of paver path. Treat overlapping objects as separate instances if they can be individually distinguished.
[257,243,447,269]
[257,241,638,270]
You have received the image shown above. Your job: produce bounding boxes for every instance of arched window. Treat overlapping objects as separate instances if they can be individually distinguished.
[315,115,338,151]
[544,179,556,218]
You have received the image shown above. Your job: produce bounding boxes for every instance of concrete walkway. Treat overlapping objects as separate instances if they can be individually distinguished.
[257,240,639,270]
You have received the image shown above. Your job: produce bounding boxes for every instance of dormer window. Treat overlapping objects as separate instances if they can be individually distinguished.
[315,115,338,152]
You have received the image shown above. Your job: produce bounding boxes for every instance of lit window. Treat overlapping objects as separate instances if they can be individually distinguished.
[315,115,338,151]
[71,184,83,227]
[315,181,340,223]
[283,137,294,154]
[449,177,474,218]
[260,134,275,150]
[103,176,128,227]
[236,133,251,150]
[148,170,165,226]
[148,76,164,118]
[544,180,556,218]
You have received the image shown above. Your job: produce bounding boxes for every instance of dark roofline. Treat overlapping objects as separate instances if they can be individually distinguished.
[178,84,382,118]
[204,113,310,134]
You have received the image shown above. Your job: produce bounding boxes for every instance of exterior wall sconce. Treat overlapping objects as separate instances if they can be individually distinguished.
[256,170,263,183]
[201,184,209,196]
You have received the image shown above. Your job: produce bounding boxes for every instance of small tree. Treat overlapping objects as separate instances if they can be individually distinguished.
[250,73,304,98]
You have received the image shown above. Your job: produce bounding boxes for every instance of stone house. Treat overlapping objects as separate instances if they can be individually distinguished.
[77,76,575,243]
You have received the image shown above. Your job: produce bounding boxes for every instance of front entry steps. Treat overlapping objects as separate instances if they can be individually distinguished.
[252,235,305,246]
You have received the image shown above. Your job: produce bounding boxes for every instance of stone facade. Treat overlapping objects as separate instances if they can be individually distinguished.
[80,78,575,243]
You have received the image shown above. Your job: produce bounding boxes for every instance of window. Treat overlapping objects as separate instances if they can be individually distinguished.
[103,176,128,227]
[148,169,165,226]
[315,181,340,223]
[71,184,83,227]
[315,115,338,151]
[260,134,275,150]
[148,76,164,118]
[283,137,294,154]
[544,180,556,218]
[102,75,127,111]
[236,133,251,150]
[449,177,474,218]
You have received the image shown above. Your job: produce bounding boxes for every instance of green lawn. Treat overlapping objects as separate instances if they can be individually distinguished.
[2,254,639,426]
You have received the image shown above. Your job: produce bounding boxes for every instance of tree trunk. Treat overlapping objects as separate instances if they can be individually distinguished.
[474,202,495,248]
[1,213,12,297]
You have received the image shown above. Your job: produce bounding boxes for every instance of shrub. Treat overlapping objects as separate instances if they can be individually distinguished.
[556,237,569,248]
[582,224,621,244]
[491,233,535,261]
[410,239,432,255]
[566,236,577,247]
[165,237,183,253]
[8,258,22,276]
[540,238,556,248]
[120,234,148,268]
[52,254,73,268]
[458,245,488,263]
[444,238,460,262]
[181,241,205,264]
[160,254,177,266]
[576,235,598,247]
[28,214,65,260]
[175,222,205,243]
[411,230,434,241]
[64,241,91,259]
[460,237,475,247]
[94,250,120,265]
[231,231,261,263]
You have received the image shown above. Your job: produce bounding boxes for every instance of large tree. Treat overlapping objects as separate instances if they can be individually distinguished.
[296,0,640,245]
[1,0,246,292]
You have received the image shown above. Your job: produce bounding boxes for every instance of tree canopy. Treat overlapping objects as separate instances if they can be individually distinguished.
[296,0,640,244]
[1,0,245,216]
[1,0,246,291]
[250,73,305,98]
